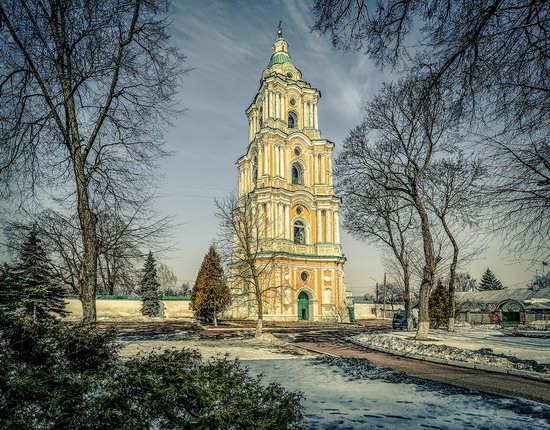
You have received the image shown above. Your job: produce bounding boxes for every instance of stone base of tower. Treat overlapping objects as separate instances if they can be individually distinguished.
[229,255,349,323]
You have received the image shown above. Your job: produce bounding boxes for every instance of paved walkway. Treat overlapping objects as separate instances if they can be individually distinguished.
[290,339,550,405]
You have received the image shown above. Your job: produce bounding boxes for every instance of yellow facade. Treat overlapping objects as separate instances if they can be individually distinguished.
[234,29,347,321]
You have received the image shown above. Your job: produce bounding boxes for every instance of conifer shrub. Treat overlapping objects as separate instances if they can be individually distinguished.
[191,245,231,325]
[478,268,504,290]
[139,251,162,317]
[0,228,67,320]
[0,314,303,429]
[429,279,450,328]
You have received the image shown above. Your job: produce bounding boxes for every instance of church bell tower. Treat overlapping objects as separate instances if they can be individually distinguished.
[234,27,347,321]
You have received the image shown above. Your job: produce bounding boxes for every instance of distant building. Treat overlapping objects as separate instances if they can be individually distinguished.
[456,287,550,325]
[231,28,347,321]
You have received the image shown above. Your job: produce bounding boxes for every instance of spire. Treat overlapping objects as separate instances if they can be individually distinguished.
[268,21,292,68]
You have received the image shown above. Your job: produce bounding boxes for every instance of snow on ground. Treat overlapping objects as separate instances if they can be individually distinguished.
[351,330,550,374]
[244,358,550,429]
[118,337,317,360]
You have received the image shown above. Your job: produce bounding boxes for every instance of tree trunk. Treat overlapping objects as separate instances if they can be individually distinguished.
[213,313,218,327]
[252,265,264,337]
[416,320,430,340]
[403,266,413,330]
[74,158,98,324]
[441,216,458,332]
[255,288,263,337]
[255,317,263,337]
[413,193,436,340]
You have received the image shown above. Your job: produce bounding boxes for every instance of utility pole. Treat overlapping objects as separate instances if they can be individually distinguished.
[383,272,387,320]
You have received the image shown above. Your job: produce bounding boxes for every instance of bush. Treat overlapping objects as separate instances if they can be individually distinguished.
[0,315,303,429]
[429,279,450,328]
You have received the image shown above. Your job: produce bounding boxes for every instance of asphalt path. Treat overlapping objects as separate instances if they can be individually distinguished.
[276,326,550,405]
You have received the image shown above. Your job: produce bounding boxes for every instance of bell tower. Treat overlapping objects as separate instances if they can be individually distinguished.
[235,27,347,321]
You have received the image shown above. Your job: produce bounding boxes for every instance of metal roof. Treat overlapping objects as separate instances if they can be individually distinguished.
[456,287,550,309]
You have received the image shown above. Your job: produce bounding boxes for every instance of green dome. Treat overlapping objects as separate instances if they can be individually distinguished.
[268,52,292,68]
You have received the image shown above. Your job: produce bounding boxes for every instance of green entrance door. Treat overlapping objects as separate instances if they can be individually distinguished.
[298,291,309,321]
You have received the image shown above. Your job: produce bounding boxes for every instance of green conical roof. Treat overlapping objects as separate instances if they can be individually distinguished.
[268,51,292,67]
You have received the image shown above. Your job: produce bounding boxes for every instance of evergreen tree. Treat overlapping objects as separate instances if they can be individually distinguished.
[191,246,231,326]
[478,268,504,290]
[12,228,66,320]
[0,263,22,314]
[429,279,450,328]
[139,252,162,317]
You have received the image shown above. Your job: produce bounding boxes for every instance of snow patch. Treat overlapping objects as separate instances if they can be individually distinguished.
[351,333,550,375]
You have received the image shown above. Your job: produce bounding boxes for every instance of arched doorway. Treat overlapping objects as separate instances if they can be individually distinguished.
[495,299,526,325]
[298,291,310,320]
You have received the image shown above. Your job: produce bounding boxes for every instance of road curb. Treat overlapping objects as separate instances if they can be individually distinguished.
[348,340,550,383]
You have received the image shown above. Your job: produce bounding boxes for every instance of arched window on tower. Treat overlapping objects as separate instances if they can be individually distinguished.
[293,220,306,245]
[291,162,304,185]
[288,111,297,129]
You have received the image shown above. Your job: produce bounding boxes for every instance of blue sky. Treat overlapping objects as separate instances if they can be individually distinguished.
[154,0,535,293]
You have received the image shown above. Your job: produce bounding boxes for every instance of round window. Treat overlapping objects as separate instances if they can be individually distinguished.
[294,147,301,156]
[287,72,293,79]
[290,98,296,106]
[300,271,309,282]
[296,206,303,215]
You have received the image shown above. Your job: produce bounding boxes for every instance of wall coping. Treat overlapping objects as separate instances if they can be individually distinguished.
[64,295,191,301]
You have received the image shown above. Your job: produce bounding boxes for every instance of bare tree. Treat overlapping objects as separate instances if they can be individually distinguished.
[215,193,275,337]
[157,263,178,296]
[337,78,460,339]
[4,203,173,296]
[0,0,186,322]
[424,152,486,330]
[338,172,416,329]
[312,0,550,264]
[454,272,477,293]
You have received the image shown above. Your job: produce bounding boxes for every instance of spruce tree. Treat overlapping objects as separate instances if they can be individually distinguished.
[191,246,231,326]
[0,263,22,314]
[13,228,66,320]
[139,252,162,317]
[429,279,450,328]
[478,268,504,290]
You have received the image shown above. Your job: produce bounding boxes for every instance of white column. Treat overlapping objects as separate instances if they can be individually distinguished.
[266,202,272,238]
[327,209,333,243]
[278,146,281,176]
[313,103,318,129]
[275,93,280,119]
[285,205,290,239]
[274,146,280,176]
[324,209,329,243]
[258,146,263,176]
[263,144,268,176]
[321,155,325,184]
[263,97,267,122]
[328,157,333,185]
[239,170,242,195]
[280,146,284,176]
[279,204,284,238]
[303,102,308,127]
[283,94,286,120]
[316,209,322,243]
[334,210,340,243]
